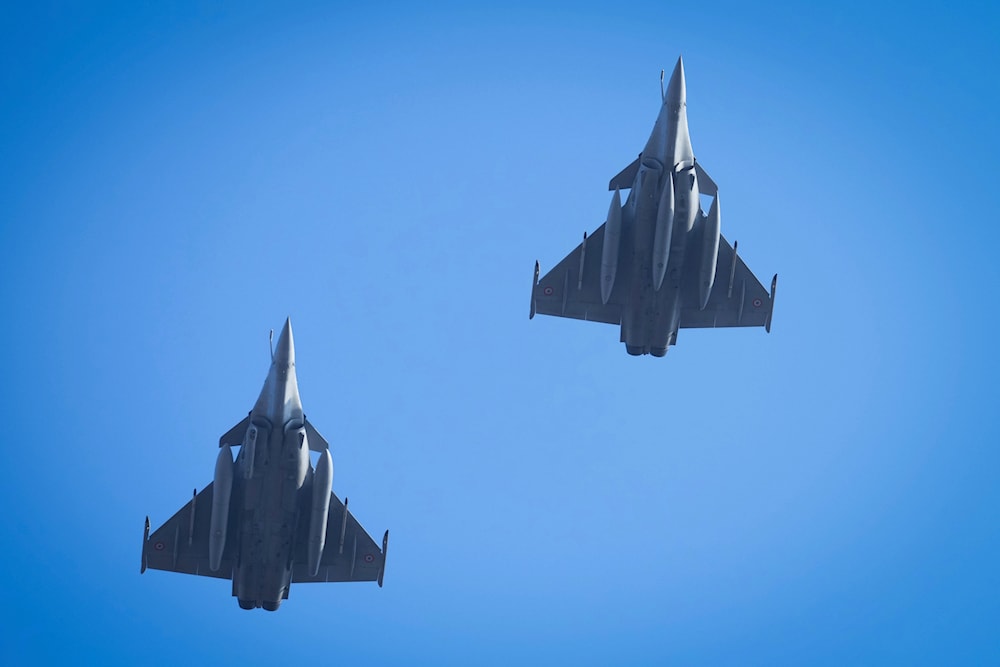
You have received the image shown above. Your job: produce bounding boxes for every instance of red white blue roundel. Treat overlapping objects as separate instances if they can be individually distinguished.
[542,286,554,296]
[752,298,763,308]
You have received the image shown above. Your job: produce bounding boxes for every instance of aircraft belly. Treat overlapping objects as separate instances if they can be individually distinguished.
[622,230,687,353]
[234,509,296,601]
[650,288,682,349]
[621,174,670,353]
[234,432,302,604]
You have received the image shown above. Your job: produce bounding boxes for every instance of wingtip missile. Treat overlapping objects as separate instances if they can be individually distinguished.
[141,516,150,574]
[529,261,540,319]
[377,529,390,588]
[765,274,778,333]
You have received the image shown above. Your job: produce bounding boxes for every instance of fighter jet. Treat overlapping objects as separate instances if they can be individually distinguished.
[530,57,777,356]
[141,318,388,611]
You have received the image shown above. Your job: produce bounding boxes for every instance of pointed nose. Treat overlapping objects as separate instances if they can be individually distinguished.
[273,317,295,366]
[665,55,686,107]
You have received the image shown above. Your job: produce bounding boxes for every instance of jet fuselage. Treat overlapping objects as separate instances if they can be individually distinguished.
[619,57,702,356]
[230,321,311,610]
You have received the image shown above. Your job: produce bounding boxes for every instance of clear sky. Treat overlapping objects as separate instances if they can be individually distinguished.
[2,1,998,665]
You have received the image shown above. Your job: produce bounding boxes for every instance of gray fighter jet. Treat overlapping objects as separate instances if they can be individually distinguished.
[141,319,388,611]
[530,57,777,356]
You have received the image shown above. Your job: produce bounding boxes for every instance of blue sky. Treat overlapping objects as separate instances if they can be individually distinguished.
[2,2,998,665]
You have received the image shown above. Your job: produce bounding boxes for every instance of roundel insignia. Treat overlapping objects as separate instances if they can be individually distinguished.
[542,286,554,296]
[153,541,165,551]
[363,553,375,564]
[752,298,763,308]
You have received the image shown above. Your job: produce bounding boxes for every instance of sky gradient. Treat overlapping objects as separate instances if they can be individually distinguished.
[2,2,998,665]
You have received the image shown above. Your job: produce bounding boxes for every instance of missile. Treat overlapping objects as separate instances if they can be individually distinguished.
[209,444,234,571]
[727,240,738,298]
[243,423,259,479]
[187,487,196,546]
[652,171,676,291]
[307,449,334,576]
[140,516,150,574]
[600,188,623,305]
[378,529,389,588]
[349,534,358,578]
[338,497,349,554]
[766,274,778,333]
[698,194,721,310]
[529,261,539,319]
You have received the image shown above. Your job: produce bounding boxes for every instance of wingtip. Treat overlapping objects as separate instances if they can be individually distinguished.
[378,529,389,588]
[530,261,539,319]
[140,516,150,574]
[766,274,778,333]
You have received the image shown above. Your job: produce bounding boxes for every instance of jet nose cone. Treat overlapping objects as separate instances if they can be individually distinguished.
[273,317,295,366]
[665,55,686,106]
